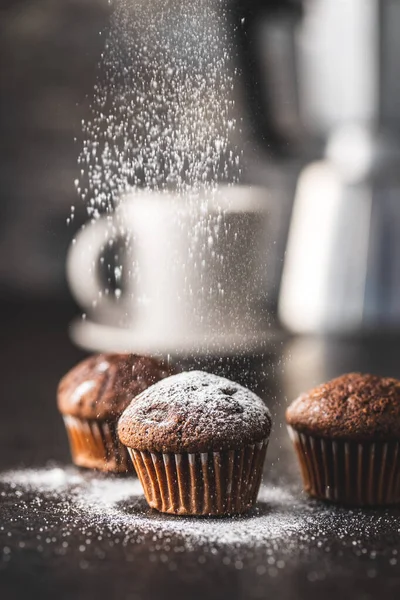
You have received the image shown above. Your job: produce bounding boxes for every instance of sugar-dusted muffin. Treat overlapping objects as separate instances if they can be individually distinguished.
[286,372,400,506]
[58,354,176,473]
[118,370,272,515]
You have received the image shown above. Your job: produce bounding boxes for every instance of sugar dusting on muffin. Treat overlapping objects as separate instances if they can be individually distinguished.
[118,370,272,516]
[58,353,175,421]
[118,370,271,453]
[57,353,176,473]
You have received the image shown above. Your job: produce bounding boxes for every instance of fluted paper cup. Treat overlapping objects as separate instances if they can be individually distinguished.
[287,425,400,506]
[63,415,134,474]
[127,439,269,515]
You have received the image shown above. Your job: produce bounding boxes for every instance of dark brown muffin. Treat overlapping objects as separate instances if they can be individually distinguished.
[58,354,176,473]
[118,370,272,516]
[286,373,400,506]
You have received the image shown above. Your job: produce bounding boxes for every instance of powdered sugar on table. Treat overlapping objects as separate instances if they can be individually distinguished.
[0,467,303,551]
[1,465,399,577]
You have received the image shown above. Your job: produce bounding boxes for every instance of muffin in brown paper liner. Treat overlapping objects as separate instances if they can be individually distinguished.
[127,440,268,515]
[287,426,400,506]
[286,373,400,506]
[58,353,176,473]
[118,370,272,516]
[63,415,133,473]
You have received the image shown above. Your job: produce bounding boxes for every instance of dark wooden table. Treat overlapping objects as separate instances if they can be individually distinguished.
[1,301,400,600]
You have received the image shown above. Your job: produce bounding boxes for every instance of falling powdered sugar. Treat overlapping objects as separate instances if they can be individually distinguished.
[75,0,243,218]
[70,0,247,328]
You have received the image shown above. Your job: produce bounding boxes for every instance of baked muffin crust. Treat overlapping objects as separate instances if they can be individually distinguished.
[286,372,400,441]
[58,353,175,420]
[118,370,271,453]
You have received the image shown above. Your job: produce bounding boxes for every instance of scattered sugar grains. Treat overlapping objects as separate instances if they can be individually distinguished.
[2,467,400,567]
[0,468,306,552]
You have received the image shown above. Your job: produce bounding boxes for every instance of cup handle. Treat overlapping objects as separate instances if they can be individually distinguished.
[66,216,120,316]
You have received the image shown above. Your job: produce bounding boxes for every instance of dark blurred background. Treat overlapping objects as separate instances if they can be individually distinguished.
[0,0,112,303]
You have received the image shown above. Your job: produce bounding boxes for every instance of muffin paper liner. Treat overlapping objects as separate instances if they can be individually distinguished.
[287,425,400,506]
[127,439,269,515]
[63,415,134,474]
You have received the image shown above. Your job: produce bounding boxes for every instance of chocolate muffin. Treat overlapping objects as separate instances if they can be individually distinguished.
[286,372,400,506]
[118,370,272,515]
[58,354,175,473]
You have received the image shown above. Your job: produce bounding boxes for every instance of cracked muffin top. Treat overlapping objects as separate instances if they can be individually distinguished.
[118,370,272,453]
[286,372,400,441]
[58,353,176,421]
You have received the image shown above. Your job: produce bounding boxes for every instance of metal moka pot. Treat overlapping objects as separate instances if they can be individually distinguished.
[276,0,400,333]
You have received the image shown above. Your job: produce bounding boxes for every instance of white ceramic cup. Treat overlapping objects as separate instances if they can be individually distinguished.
[67,186,270,353]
